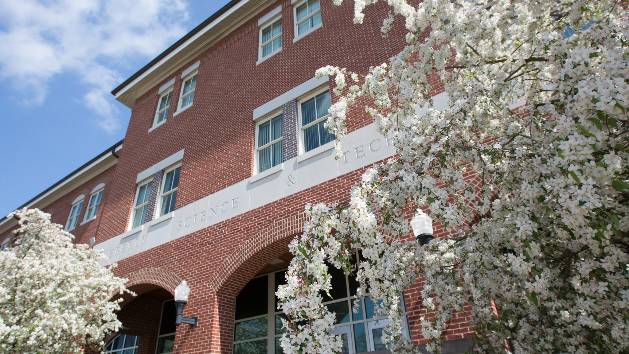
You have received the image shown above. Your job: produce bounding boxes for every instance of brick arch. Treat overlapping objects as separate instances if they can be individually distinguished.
[210,210,305,293]
[125,266,183,296]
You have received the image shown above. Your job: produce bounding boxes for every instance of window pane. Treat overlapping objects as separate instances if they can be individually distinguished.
[329,264,347,300]
[163,171,174,193]
[308,0,320,14]
[172,167,181,189]
[326,300,350,324]
[258,147,272,172]
[339,332,350,354]
[261,26,272,43]
[272,21,282,36]
[159,300,176,335]
[262,43,273,58]
[315,91,331,118]
[351,298,364,321]
[274,271,287,310]
[183,76,196,95]
[258,121,270,147]
[156,334,175,354]
[318,121,335,146]
[272,142,283,166]
[296,4,308,21]
[132,207,145,228]
[371,327,386,351]
[301,98,316,125]
[275,313,286,335]
[353,323,368,353]
[273,37,282,51]
[303,124,319,152]
[297,21,310,36]
[161,191,177,215]
[271,115,283,140]
[275,337,284,354]
[112,335,124,350]
[234,317,268,341]
[311,11,322,27]
[236,275,268,319]
[234,339,267,354]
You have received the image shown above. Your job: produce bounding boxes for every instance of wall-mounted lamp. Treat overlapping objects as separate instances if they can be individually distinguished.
[174,281,198,327]
[411,210,433,245]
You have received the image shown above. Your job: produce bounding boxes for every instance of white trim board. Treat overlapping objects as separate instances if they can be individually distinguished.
[252,76,328,120]
[95,93,449,265]
[258,5,282,26]
[136,150,185,183]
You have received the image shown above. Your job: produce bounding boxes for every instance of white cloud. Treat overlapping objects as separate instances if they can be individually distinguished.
[0,0,190,133]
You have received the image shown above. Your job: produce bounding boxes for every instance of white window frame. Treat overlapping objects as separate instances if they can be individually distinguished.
[83,185,105,223]
[153,87,174,129]
[130,178,153,230]
[65,195,85,231]
[293,0,322,42]
[258,16,283,63]
[254,111,284,174]
[176,71,198,114]
[157,164,181,217]
[296,86,333,155]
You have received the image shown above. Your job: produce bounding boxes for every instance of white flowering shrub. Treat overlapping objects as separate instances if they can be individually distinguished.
[0,209,129,353]
[277,1,628,353]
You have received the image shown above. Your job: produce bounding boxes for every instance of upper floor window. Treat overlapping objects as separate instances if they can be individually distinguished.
[256,114,284,172]
[83,185,105,222]
[159,165,181,216]
[105,334,139,354]
[65,196,84,231]
[131,179,152,229]
[299,89,334,152]
[260,18,282,60]
[178,72,197,112]
[294,0,321,39]
[154,88,173,127]
[0,238,10,251]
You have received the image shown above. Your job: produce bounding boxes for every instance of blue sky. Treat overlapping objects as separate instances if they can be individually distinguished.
[0,0,230,217]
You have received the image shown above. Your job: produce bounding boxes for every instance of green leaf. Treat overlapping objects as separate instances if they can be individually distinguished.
[528,292,539,306]
[569,171,582,184]
[612,179,629,192]
[298,245,309,259]
[576,124,595,138]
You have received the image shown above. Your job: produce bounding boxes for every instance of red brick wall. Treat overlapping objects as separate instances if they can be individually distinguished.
[43,165,117,245]
[96,0,408,242]
[0,165,116,246]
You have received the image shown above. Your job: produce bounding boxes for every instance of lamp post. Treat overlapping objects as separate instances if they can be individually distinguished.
[411,210,433,245]
[174,281,198,327]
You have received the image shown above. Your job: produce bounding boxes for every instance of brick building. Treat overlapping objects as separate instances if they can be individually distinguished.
[0,1,473,353]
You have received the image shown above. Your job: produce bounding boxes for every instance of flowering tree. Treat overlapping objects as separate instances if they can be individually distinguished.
[0,209,129,353]
[277,1,628,353]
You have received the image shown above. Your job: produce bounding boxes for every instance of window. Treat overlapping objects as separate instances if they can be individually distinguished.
[84,187,104,222]
[105,334,139,354]
[299,90,334,153]
[256,114,284,172]
[156,300,176,354]
[234,256,407,354]
[131,180,152,229]
[294,0,321,38]
[0,238,10,251]
[65,197,84,231]
[260,18,282,60]
[178,73,197,111]
[159,165,181,216]
[154,89,173,127]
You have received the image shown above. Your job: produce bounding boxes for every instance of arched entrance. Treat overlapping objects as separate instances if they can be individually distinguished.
[108,271,181,354]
